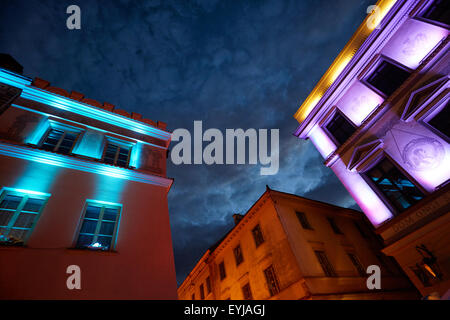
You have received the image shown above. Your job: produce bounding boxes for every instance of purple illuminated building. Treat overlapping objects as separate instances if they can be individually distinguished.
[294,0,449,297]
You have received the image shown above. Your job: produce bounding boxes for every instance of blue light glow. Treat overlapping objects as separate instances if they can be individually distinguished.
[0,68,32,89]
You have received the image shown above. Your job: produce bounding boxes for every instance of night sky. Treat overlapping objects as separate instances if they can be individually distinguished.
[0,0,373,285]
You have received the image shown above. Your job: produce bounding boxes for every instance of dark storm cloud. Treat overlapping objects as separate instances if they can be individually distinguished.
[0,0,373,284]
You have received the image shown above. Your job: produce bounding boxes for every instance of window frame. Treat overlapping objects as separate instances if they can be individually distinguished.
[361,55,412,99]
[296,211,314,230]
[314,250,337,277]
[73,200,122,252]
[362,154,427,216]
[251,224,265,248]
[219,261,226,281]
[347,252,366,277]
[321,107,357,147]
[241,282,253,300]
[414,0,450,29]
[0,187,50,245]
[101,136,134,168]
[327,217,343,235]
[206,276,212,294]
[263,265,280,297]
[233,244,244,266]
[199,283,205,300]
[420,97,450,143]
[38,121,83,155]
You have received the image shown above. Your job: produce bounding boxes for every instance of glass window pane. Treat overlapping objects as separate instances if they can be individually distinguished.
[85,206,101,219]
[80,219,98,234]
[103,208,118,221]
[0,195,23,209]
[0,227,10,240]
[9,228,28,241]
[97,236,112,249]
[22,198,45,212]
[99,221,115,235]
[76,234,94,248]
[0,210,14,226]
[13,212,37,228]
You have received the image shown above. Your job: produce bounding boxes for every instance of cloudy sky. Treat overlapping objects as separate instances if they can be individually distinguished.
[0,0,373,285]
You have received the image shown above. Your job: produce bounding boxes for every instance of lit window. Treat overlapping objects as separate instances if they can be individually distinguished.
[347,252,366,277]
[325,111,356,145]
[0,188,48,245]
[242,283,253,300]
[296,211,313,230]
[219,261,226,280]
[366,60,410,97]
[264,265,280,296]
[427,101,449,139]
[327,217,343,235]
[75,201,121,251]
[314,250,337,277]
[40,128,78,155]
[252,224,265,247]
[421,0,450,25]
[366,157,425,213]
[102,140,131,168]
[234,244,244,266]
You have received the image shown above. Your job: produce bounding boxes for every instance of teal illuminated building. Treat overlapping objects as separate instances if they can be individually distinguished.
[0,56,177,299]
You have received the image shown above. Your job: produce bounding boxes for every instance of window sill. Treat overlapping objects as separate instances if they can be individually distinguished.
[66,247,119,254]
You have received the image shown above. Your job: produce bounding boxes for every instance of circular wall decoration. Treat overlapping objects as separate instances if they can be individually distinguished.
[402,137,445,171]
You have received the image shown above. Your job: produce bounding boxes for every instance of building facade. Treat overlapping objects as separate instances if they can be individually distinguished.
[178,188,417,300]
[0,59,178,299]
[293,0,449,297]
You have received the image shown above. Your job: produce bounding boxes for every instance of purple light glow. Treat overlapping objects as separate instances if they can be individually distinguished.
[309,125,337,159]
[381,18,449,70]
[336,80,384,126]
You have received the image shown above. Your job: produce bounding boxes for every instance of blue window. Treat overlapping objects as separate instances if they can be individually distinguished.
[75,201,121,251]
[366,157,425,214]
[102,140,131,168]
[40,128,79,155]
[0,188,49,245]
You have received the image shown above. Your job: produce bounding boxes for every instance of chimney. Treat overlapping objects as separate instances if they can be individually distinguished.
[0,54,23,74]
[232,213,244,225]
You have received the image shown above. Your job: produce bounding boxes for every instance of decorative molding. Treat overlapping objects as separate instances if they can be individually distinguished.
[0,141,172,188]
[347,139,384,172]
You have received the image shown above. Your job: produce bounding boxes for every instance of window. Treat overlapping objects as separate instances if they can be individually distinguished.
[75,201,121,251]
[264,265,280,296]
[366,60,410,97]
[0,188,48,245]
[200,283,205,300]
[325,111,356,145]
[327,217,343,235]
[421,0,450,25]
[296,211,313,230]
[242,283,253,300]
[428,101,449,139]
[206,276,212,293]
[314,250,337,277]
[376,253,394,275]
[252,224,265,247]
[353,221,369,238]
[40,128,78,155]
[219,261,226,280]
[191,293,195,300]
[347,252,366,277]
[102,139,132,168]
[234,244,244,266]
[366,157,425,213]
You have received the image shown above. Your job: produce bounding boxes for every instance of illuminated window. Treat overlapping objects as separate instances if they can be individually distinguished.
[102,139,132,168]
[421,0,450,25]
[296,211,313,230]
[200,283,205,300]
[234,244,244,266]
[219,261,226,280]
[252,224,265,247]
[40,128,79,155]
[366,157,425,213]
[264,265,280,296]
[75,201,121,251]
[206,276,211,293]
[0,188,49,245]
[242,283,253,300]
[347,252,366,277]
[314,250,337,277]
[325,111,356,145]
[428,101,449,139]
[366,60,410,97]
[327,217,343,235]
